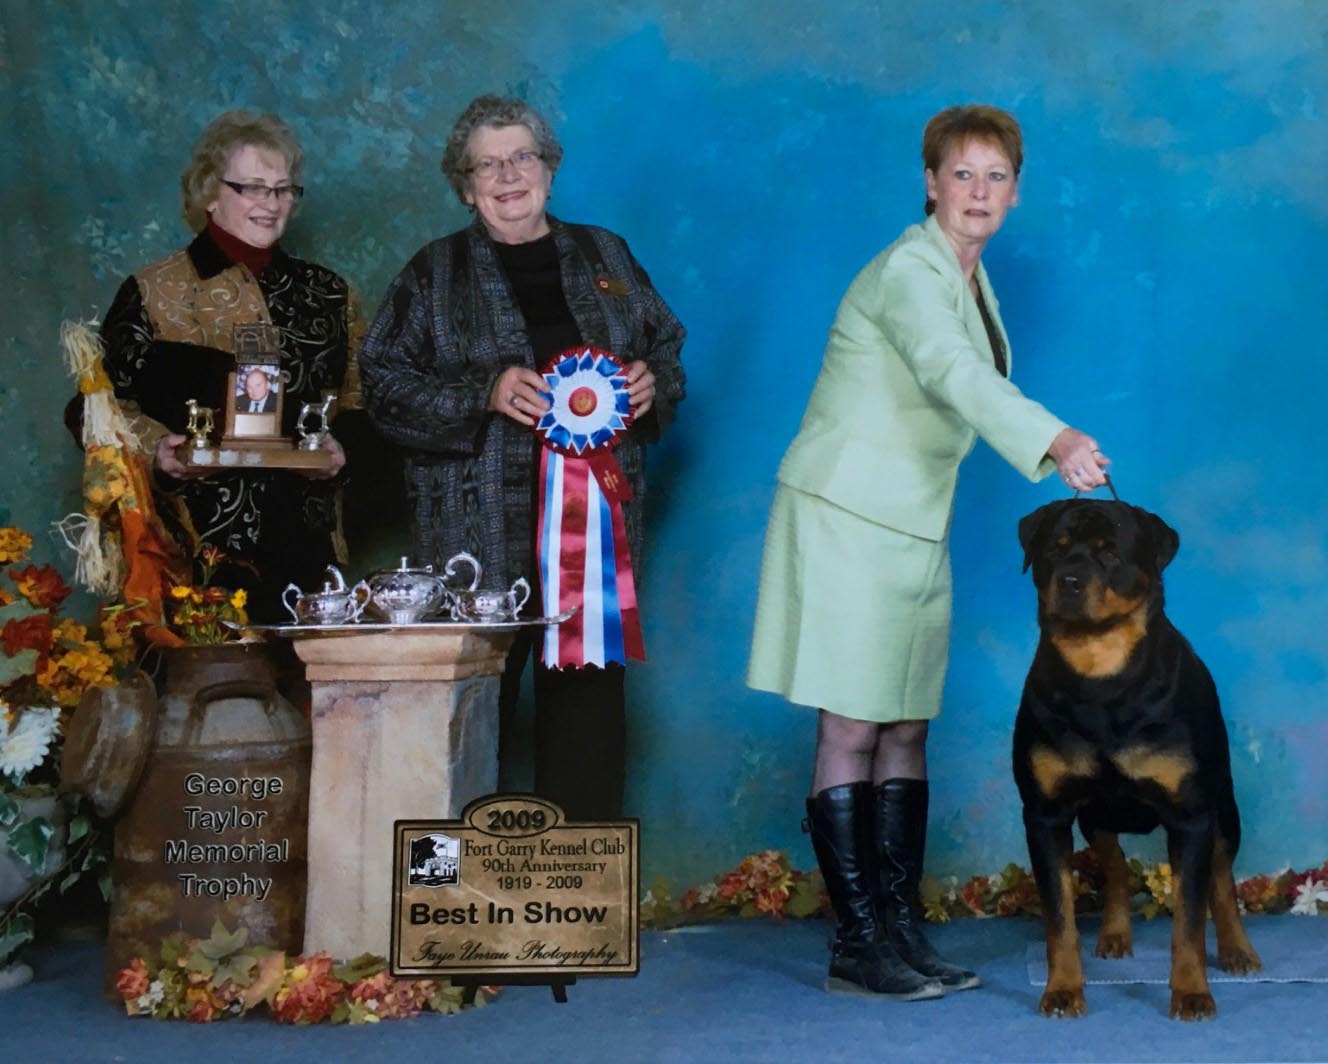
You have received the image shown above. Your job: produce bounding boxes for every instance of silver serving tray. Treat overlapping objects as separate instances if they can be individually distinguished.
[224,606,577,638]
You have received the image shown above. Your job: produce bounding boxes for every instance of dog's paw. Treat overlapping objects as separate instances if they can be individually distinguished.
[1217,945,1262,975]
[1094,931,1133,959]
[1038,988,1087,1018]
[1169,990,1216,1021]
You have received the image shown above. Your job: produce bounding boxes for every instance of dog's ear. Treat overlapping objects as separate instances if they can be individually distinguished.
[1018,502,1064,572]
[1136,507,1180,571]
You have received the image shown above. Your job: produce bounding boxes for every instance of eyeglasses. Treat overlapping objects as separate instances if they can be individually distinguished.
[221,179,305,202]
[466,150,543,180]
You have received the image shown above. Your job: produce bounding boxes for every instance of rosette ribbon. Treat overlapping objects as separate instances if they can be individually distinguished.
[534,347,644,668]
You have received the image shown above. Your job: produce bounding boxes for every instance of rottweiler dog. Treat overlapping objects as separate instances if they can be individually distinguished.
[1012,499,1260,1020]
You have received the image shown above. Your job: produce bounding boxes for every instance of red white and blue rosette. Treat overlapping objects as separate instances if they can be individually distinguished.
[533,347,644,669]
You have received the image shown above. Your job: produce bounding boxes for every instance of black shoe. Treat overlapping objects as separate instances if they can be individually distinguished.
[805,784,944,1001]
[875,778,981,992]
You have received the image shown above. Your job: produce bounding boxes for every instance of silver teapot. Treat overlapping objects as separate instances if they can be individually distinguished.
[365,552,481,625]
[451,576,532,623]
[282,565,370,625]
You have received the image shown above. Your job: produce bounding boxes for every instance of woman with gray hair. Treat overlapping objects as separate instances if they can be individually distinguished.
[361,94,686,820]
[82,110,367,621]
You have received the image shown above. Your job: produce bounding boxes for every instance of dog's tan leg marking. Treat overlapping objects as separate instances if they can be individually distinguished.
[1040,866,1087,1018]
[1030,746,1096,799]
[1091,831,1134,958]
[1049,602,1148,678]
[1169,866,1216,1021]
[1209,835,1261,974]
[1112,747,1194,799]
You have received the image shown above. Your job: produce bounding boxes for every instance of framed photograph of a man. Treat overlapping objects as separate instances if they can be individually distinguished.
[228,362,283,438]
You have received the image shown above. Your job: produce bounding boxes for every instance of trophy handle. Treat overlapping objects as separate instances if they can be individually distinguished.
[509,577,531,616]
[281,583,302,623]
[349,580,371,622]
[444,551,482,592]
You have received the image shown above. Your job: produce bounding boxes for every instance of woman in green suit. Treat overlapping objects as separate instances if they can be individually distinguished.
[748,105,1110,1000]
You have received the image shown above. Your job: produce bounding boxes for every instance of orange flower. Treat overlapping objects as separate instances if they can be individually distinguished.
[1237,874,1273,913]
[959,876,991,916]
[754,885,790,915]
[0,527,32,564]
[116,958,150,1002]
[716,871,747,900]
[2,613,54,664]
[9,564,73,610]
[274,954,345,1025]
[185,986,218,1023]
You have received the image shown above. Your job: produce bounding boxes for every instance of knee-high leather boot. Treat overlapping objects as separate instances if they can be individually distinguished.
[805,783,944,1000]
[875,778,981,991]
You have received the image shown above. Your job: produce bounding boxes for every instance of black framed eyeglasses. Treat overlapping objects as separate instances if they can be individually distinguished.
[221,180,305,202]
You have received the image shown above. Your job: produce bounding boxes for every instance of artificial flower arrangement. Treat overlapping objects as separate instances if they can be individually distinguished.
[640,848,1328,929]
[165,545,248,645]
[115,921,495,1024]
[0,525,131,968]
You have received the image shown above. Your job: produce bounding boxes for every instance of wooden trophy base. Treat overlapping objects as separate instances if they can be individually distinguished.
[178,436,335,472]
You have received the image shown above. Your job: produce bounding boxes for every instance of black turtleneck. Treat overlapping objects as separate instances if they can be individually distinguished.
[493,234,583,364]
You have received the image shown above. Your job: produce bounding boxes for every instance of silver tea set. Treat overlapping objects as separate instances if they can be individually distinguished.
[282,553,531,627]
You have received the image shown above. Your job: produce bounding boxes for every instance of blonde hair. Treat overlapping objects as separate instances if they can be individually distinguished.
[921,105,1022,216]
[180,111,303,231]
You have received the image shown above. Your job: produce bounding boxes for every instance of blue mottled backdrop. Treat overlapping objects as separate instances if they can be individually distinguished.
[3,2,1324,888]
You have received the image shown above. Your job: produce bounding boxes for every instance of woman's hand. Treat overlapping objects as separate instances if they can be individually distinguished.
[300,435,346,479]
[623,361,656,417]
[1048,428,1110,491]
[489,366,551,427]
[154,434,203,479]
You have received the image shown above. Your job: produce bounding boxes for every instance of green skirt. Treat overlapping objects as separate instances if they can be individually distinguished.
[746,484,952,722]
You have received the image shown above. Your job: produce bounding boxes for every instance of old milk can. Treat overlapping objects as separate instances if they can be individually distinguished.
[101,644,310,993]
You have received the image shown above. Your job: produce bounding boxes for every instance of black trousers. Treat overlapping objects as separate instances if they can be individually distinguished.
[498,628,626,821]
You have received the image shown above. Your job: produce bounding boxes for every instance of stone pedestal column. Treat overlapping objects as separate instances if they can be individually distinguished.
[292,630,512,958]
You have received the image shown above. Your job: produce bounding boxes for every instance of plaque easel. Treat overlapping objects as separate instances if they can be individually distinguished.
[177,322,336,472]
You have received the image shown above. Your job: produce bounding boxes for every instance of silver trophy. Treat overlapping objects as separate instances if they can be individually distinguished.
[296,395,334,451]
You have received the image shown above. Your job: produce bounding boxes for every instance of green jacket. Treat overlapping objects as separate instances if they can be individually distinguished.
[777,215,1066,541]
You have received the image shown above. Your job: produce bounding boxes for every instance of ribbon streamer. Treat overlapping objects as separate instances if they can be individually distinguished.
[534,347,644,669]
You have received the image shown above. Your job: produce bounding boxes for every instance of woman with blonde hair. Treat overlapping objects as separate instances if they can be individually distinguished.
[83,110,366,620]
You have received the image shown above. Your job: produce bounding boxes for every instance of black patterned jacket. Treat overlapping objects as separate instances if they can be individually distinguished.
[359,217,686,590]
[100,229,363,621]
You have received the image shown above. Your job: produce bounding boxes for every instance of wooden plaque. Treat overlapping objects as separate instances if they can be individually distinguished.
[391,795,639,979]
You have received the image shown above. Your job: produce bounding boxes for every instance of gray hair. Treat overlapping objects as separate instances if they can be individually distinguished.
[440,95,563,205]
[180,110,303,231]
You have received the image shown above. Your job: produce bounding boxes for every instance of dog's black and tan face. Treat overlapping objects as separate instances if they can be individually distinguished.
[1018,500,1179,678]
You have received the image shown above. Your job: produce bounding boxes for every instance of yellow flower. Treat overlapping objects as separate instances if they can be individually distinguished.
[1144,862,1175,910]
[0,527,33,564]
[229,589,247,609]
[189,591,203,605]
[170,585,192,600]
[54,619,89,645]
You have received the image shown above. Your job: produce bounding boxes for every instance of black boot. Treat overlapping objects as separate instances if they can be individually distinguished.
[875,778,980,991]
[805,783,944,1000]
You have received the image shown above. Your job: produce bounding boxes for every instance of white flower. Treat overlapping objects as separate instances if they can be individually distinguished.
[696,882,719,904]
[0,706,61,780]
[136,980,165,1011]
[1291,878,1328,916]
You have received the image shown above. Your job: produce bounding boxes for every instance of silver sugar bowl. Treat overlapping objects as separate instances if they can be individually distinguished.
[281,565,370,625]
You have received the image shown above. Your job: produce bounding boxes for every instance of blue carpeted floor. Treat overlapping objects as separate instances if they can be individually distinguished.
[3,916,1327,1063]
